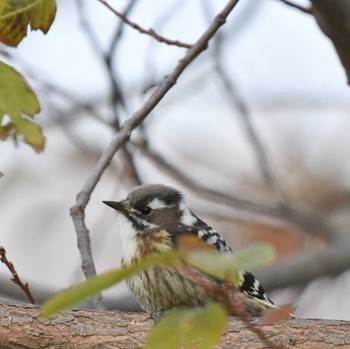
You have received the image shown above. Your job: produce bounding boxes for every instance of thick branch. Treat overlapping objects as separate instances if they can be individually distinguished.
[0,302,349,348]
[257,237,350,291]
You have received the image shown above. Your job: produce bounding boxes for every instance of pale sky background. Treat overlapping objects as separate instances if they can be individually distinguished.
[1,0,350,319]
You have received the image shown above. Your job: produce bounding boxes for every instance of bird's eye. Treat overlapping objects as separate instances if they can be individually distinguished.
[140,206,152,215]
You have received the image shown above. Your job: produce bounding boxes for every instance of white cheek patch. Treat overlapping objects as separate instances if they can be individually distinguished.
[117,215,139,263]
[179,200,198,225]
[117,215,137,240]
[148,198,168,210]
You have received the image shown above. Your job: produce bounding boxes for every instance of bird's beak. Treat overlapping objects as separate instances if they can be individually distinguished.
[103,200,125,212]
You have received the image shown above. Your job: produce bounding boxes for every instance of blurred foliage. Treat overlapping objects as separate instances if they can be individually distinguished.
[0,0,56,46]
[0,62,45,152]
[0,0,57,152]
[146,302,227,349]
[177,235,275,287]
[42,240,275,349]
[41,251,180,318]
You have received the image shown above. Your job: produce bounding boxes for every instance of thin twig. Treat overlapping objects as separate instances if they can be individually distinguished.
[142,0,188,89]
[216,64,287,206]
[97,0,193,49]
[76,0,141,186]
[106,0,137,112]
[0,246,36,305]
[104,0,142,185]
[77,0,141,185]
[71,0,241,309]
[276,0,313,14]
[201,1,286,207]
[109,1,137,57]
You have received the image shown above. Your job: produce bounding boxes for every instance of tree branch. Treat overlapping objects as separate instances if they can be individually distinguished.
[257,237,350,291]
[76,0,142,186]
[97,0,192,49]
[104,0,143,186]
[276,0,313,14]
[70,0,241,309]
[207,20,286,207]
[1,302,349,348]
[0,247,36,305]
[215,67,286,205]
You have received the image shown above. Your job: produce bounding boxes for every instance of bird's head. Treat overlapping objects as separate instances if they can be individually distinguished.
[103,184,198,237]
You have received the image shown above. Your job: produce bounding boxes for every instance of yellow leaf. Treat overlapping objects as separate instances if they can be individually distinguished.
[11,114,45,152]
[0,0,57,47]
[0,61,45,151]
[0,62,40,116]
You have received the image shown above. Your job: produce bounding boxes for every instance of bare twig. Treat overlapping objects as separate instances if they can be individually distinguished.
[109,1,137,57]
[0,246,36,305]
[76,0,141,186]
[201,1,286,207]
[104,0,142,185]
[142,0,188,89]
[198,2,335,247]
[276,0,313,14]
[97,0,192,49]
[71,0,241,308]
[216,65,287,206]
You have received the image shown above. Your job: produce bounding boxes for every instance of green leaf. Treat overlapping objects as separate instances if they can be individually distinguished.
[183,243,275,287]
[0,62,39,116]
[11,114,44,151]
[41,251,180,318]
[147,302,227,349]
[0,61,45,151]
[0,0,57,47]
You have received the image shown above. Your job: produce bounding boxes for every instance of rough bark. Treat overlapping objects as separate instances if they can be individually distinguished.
[0,302,350,348]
